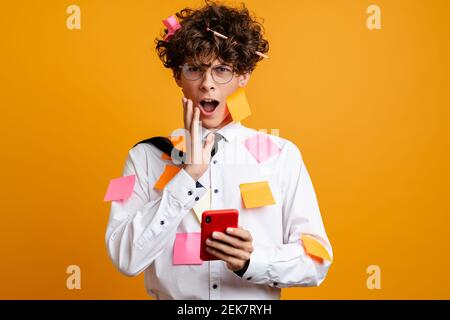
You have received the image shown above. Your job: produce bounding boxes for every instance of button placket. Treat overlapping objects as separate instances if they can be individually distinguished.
[209,260,221,299]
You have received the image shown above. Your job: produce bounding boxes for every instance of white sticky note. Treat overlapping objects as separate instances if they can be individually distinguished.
[192,189,211,223]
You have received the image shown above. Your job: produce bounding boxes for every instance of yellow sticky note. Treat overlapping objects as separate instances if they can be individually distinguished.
[301,234,332,262]
[192,189,211,223]
[239,181,275,209]
[226,88,251,122]
[154,165,181,190]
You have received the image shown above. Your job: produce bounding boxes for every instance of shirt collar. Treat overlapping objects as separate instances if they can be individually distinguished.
[201,121,243,143]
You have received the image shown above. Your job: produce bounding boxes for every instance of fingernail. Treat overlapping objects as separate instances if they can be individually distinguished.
[212,232,218,238]
[227,228,233,233]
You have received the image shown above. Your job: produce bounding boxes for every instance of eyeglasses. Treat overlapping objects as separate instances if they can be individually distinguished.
[179,63,235,84]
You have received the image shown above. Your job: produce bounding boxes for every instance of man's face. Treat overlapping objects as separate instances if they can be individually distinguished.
[175,59,250,129]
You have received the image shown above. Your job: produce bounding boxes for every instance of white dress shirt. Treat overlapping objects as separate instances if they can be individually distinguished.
[105,121,332,300]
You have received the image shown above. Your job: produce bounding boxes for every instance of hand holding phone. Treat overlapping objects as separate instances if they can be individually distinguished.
[200,209,239,261]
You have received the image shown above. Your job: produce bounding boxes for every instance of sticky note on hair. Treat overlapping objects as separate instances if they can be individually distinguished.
[154,165,181,190]
[226,88,251,122]
[301,234,332,262]
[173,233,203,265]
[104,175,136,202]
[239,181,275,209]
[243,134,281,163]
[192,189,211,223]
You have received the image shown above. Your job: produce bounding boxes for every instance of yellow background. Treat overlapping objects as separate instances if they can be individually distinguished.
[1,0,449,299]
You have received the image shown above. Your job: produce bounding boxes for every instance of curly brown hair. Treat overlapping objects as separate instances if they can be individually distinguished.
[155,0,269,79]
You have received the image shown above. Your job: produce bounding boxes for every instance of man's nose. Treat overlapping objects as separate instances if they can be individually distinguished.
[199,70,216,91]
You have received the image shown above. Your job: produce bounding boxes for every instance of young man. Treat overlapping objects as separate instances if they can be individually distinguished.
[105,2,332,300]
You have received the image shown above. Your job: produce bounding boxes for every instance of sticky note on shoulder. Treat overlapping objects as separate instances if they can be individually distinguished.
[301,234,332,262]
[173,233,203,265]
[154,165,181,190]
[226,88,251,122]
[239,181,275,208]
[104,175,136,202]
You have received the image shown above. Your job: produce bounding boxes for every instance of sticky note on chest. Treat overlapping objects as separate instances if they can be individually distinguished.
[192,189,211,223]
[239,181,275,209]
[301,234,332,262]
[104,175,136,202]
[173,232,203,265]
[154,165,181,190]
[243,134,281,163]
[226,88,251,122]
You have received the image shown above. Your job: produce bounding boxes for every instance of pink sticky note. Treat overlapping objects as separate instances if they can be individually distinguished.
[103,175,136,202]
[243,134,281,163]
[173,233,203,265]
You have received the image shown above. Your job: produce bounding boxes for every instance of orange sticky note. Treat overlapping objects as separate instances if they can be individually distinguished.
[239,181,275,209]
[301,234,332,262]
[154,165,181,190]
[226,88,251,122]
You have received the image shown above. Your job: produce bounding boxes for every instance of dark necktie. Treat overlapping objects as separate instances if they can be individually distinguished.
[196,133,223,189]
[210,132,224,158]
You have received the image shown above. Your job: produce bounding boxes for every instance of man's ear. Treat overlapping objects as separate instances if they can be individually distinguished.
[174,70,182,88]
[238,72,251,88]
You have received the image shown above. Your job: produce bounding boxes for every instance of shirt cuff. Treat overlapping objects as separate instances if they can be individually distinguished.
[196,167,210,189]
[240,245,270,284]
[164,169,207,210]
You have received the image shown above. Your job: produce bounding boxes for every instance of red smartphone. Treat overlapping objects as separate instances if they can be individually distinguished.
[200,209,239,261]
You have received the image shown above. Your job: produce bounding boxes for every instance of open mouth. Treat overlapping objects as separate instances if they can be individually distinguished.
[199,99,220,115]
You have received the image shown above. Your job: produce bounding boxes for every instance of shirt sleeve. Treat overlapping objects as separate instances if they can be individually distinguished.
[105,144,207,277]
[240,141,333,288]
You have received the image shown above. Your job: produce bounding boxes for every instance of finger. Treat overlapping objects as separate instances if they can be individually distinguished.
[206,238,250,260]
[191,107,201,163]
[205,247,245,268]
[202,133,215,164]
[182,97,188,129]
[185,99,193,131]
[211,231,248,251]
[226,227,253,242]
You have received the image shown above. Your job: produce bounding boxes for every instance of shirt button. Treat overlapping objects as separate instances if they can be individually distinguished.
[273,282,278,287]
[212,284,218,289]
[160,220,165,225]
[187,190,193,196]
[247,277,252,281]
[195,196,200,201]
[214,189,219,194]
[213,160,218,164]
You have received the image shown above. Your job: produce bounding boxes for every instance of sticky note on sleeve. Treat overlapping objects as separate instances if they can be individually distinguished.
[104,175,136,202]
[301,234,332,262]
[226,88,251,122]
[154,165,181,190]
[173,233,203,265]
[239,181,275,209]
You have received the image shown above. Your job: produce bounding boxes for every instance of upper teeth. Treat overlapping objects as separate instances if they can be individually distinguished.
[204,99,214,102]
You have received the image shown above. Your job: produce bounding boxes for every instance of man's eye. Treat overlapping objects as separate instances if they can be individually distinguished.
[216,66,231,72]
[188,66,200,72]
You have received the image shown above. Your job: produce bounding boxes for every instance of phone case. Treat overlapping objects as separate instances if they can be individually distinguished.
[200,209,239,261]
